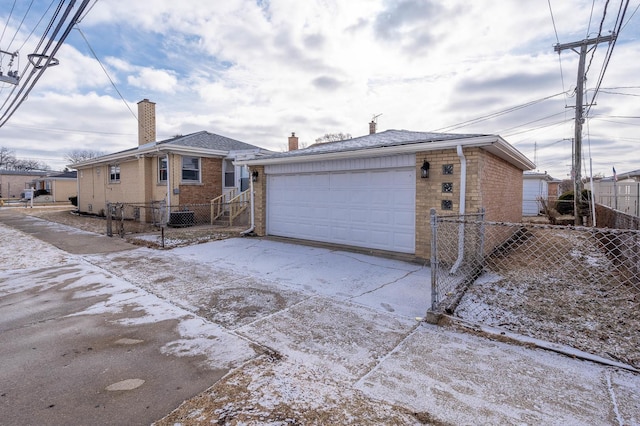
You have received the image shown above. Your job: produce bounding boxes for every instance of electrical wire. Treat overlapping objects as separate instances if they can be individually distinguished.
[548,0,569,105]
[0,1,17,47]
[585,0,630,117]
[75,25,138,121]
[0,0,92,128]
[585,0,609,77]
[4,0,35,51]
[431,91,569,133]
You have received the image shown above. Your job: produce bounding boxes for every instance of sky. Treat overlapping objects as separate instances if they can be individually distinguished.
[0,0,639,179]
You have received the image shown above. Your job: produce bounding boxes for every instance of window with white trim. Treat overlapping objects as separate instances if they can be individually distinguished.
[158,157,167,182]
[224,159,235,187]
[182,156,200,182]
[109,164,120,183]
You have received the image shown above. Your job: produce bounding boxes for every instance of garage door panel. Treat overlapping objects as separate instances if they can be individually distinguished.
[267,166,415,253]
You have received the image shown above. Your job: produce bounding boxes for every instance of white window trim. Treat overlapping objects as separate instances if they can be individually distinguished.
[158,157,168,183]
[108,164,120,183]
[181,156,201,183]
[223,159,236,188]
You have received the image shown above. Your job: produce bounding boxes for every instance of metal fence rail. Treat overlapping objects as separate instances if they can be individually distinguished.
[430,209,640,368]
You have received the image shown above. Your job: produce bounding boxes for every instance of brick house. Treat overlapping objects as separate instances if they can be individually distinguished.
[30,171,78,203]
[239,128,535,261]
[71,99,270,217]
[0,170,48,199]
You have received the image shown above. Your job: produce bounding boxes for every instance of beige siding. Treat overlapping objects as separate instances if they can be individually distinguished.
[0,173,46,199]
[51,180,77,202]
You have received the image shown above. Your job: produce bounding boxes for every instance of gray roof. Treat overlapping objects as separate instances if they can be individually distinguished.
[0,170,48,176]
[601,168,640,182]
[264,129,487,159]
[46,171,77,179]
[72,130,265,168]
[159,131,262,151]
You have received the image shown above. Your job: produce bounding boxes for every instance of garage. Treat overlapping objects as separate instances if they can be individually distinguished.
[266,154,416,253]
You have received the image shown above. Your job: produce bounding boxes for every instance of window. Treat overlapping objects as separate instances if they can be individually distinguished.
[224,159,235,187]
[109,164,120,183]
[441,200,453,210]
[158,157,167,182]
[182,156,200,182]
[442,182,453,193]
[443,164,454,175]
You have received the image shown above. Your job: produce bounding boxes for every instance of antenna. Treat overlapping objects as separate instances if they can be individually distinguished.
[372,113,382,123]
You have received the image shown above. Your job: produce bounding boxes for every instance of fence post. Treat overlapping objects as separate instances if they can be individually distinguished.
[479,207,486,267]
[430,208,438,311]
[106,202,112,237]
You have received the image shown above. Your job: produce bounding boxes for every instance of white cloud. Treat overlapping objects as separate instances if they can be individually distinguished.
[127,68,178,93]
[0,0,637,178]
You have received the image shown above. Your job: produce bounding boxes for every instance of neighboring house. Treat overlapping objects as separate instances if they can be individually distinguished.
[29,171,77,203]
[592,168,640,217]
[240,129,535,260]
[71,99,271,217]
[522,171,561,216]
[0,170,48,199]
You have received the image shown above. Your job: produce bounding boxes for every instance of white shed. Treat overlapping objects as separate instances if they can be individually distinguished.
[523,172,558,216]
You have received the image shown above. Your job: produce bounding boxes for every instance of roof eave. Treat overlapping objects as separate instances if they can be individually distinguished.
[238,135,535,171]
[69,144,230,169]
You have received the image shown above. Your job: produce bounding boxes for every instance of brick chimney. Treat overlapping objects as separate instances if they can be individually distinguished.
[137,99,156,145]
[369,120,376,135]
[288,132,299,151]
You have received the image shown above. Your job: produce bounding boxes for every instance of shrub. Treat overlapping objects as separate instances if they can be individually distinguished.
[555,189,592,215]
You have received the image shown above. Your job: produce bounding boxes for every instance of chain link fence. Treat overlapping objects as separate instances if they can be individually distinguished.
[429,208,640,368]
[106,201,249,248]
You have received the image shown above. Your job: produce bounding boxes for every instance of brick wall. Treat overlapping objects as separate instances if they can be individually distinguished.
[477,150,523,222]
[252,165,267,235]
[415,149,466,259]
[415,147,524,260]
[179,157,223,204]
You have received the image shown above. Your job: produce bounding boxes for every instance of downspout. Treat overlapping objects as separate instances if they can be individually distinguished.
[241,165,255,235]
[166,153,171,222]
[450,145,467,274]
[75,171,80,211]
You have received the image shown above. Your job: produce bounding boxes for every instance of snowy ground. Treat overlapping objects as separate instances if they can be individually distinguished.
[2,209,640,425]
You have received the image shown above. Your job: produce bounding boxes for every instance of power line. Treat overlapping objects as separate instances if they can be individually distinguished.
[585,0,629,117]
[431,91,568,133]
[75,26,138,121]
[548,0,569,105]
[0,1,17,47]
[0,0,92,128]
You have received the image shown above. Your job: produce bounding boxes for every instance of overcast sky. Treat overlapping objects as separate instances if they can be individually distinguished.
[0,0,638,179]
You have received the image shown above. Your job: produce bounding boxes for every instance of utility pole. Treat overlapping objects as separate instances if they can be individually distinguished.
[554,33,615,225]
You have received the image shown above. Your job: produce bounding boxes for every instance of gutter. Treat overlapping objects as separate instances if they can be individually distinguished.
[241,165,255,235]
[237,135,535,171]
[450,145,467,274]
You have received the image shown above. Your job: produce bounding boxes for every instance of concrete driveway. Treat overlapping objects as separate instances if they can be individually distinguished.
[0,209,431,425]
[2,208,639,425]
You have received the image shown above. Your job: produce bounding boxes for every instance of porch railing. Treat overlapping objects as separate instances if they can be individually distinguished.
[210,189,237,224]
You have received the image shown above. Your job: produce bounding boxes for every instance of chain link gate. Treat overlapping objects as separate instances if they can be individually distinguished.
[429,208,640,368]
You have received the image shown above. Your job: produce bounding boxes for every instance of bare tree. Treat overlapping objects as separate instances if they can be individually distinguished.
[11,158,50,171]
[0,147,16,169]
[314,132,352,144]
[64,149,105,164]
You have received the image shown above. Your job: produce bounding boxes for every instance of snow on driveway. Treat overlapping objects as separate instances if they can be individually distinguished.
[3,217,640,425]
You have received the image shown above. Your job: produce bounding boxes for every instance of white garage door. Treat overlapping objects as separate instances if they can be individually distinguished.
[266,155,416,253]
